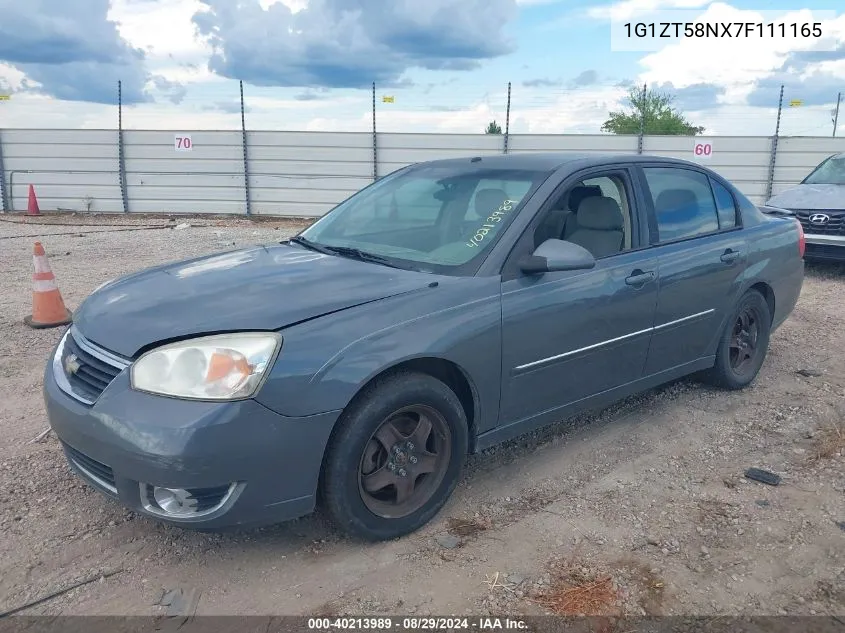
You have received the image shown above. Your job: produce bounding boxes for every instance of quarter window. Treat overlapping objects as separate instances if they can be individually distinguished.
[643,167,719,242]
[710,178,738,229]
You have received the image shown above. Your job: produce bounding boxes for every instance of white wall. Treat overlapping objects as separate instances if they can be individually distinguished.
[2,129,843,215]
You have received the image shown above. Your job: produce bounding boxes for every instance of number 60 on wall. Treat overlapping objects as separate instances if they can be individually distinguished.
[693,142,713,159]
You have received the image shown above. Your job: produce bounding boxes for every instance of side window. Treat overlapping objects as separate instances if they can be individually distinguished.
[583,176,622,207]
[533,172,633,258]
[710,178,738,229]
[643,167,719,242]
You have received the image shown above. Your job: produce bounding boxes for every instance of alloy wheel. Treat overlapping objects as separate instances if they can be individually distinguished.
[357,405,452,519]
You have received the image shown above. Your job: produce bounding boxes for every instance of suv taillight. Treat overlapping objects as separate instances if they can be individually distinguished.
[796,220,805,258]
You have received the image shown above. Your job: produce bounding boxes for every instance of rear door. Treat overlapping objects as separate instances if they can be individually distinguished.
[635,164,749,376]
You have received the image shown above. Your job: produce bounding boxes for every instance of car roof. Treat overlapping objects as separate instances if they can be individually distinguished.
[415,151,706,172]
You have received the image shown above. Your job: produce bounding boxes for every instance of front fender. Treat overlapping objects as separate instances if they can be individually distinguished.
[253,277,503,433]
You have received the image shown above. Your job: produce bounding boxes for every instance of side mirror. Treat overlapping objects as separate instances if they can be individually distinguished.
[519,239,596,274]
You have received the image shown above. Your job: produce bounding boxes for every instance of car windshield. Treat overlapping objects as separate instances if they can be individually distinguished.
[802,154,845,185]
[296,163,552,274]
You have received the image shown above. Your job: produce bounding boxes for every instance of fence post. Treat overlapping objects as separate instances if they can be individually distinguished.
[765,84,784,203]
[372,82,378,181]
[0,128,8,212]
[637,83,646,154]
[503,81,511,154]
[117,81,129,213]
[239,80,252,215]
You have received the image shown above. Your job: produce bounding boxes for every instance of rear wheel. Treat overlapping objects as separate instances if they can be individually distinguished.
[321,371,468,541]
[703,289,772,390]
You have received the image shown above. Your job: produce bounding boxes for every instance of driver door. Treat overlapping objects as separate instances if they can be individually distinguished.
[498,166,659,428]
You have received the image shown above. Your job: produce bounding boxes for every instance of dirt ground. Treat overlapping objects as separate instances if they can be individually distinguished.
[0,213,843,619]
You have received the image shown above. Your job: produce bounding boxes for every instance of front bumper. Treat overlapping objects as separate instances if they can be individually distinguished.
[804,234,845,262]
[43,329,340,529]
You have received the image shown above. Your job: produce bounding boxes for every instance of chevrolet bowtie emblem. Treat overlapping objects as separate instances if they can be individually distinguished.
[64,353,81,375]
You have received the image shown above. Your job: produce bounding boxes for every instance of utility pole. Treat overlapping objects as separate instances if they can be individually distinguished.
[765,84,784,202]
[372,82,378,181]
[117,80,129,213]
[833,92,841,138]
[503,81,511,154]
[637,83,646,154]
[239,80,252,215]
[0,91,7,211]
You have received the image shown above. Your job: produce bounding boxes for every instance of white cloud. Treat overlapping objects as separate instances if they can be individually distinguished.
[692,104,837,136]
[109,0,215,85]
[0,62,26,92]
[110,0,204,57]
[258,0,310,11]
[588,0,710,21]
[814,58,845,78]
[636,5,845,93]
[511,85,631,133]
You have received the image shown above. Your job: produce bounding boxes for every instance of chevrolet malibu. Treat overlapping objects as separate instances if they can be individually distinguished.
[44,153,805,541]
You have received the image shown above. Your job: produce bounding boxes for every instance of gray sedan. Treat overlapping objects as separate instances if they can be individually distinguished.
[44,152,804,541]
[766,151,845,261]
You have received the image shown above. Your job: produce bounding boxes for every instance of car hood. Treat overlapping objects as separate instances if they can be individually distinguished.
[74,243,436,358]
[766,183,845,210]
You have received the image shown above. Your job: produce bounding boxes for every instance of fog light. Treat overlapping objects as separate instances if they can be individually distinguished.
[140,482,243,520]
[153,487,197,517]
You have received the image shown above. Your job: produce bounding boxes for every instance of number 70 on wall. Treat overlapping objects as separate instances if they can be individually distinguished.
[174,134,193,151]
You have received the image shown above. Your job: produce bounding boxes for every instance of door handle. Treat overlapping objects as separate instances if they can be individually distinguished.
[625,270,655,286]
[720,249,742,264]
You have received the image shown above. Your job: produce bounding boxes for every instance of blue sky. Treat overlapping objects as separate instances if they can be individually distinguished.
[0,0,844,135]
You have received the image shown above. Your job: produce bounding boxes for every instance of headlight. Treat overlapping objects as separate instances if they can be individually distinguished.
[130,333,282,400]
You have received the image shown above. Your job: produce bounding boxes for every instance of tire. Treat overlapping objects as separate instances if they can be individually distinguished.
[320,371,468,541]
[703,289,772,390]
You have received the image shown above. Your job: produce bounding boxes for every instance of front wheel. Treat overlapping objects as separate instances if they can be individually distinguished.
[703,289,772,390]
[320,371,468,541]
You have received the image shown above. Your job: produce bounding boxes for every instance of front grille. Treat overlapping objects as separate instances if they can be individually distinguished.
[793,209,845,236]
[60,330,126,403]
[62,442,117,495]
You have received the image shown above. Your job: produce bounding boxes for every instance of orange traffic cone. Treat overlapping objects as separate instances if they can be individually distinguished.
[24,242,72,329]
[27,184,41,216]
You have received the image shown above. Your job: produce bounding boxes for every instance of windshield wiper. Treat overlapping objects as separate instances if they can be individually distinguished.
[288,235,335,255]
[321,245,406,269]
[289,236,409,270]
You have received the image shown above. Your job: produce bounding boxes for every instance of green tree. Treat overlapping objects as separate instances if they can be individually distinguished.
[602,86,705,135]
[485,120,502,134]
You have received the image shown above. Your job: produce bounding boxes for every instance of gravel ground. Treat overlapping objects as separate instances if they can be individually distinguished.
[0,213,843,618]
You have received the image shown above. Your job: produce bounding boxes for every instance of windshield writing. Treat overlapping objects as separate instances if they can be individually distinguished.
[466,199,517,248]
